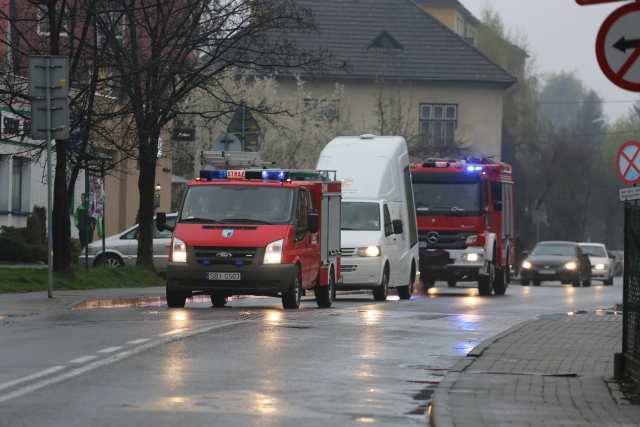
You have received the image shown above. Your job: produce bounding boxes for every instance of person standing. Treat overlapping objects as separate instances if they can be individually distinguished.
[75,193,96,249]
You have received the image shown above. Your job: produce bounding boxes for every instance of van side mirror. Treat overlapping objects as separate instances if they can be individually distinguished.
[392,219,403,235]
[156,212,173,232]
[308,212,319,234]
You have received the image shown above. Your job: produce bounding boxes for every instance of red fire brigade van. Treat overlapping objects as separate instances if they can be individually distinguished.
[157,154,342,309]
[411,159,515,296]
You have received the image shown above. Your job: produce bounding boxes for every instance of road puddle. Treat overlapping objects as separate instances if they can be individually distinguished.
[73,295,213,310]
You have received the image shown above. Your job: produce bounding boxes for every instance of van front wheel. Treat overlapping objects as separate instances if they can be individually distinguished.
[373,266,389,301]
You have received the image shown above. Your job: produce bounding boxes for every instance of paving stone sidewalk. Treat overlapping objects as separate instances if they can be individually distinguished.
[431,312,640,427]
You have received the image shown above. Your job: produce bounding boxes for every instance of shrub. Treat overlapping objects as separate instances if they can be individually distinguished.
[26,206,47,245]
[0,237,47,263]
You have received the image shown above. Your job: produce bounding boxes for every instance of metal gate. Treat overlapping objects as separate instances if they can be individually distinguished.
[624,201,640,381]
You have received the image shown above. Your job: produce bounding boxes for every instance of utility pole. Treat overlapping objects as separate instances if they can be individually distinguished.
[29,56,70,298]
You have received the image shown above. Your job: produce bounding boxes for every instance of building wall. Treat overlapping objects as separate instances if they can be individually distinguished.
[422,6,457,30]
[103,154,172,236]
[0,142,172,240]
[275,78,505,160]
[0,141,84,236]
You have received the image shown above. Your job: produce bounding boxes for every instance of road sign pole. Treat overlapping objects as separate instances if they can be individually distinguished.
[45,56,53,299]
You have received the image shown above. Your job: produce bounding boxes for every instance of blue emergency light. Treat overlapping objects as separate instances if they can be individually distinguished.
[262,170,288,181]
[200,169,227,180]
[466,165,483,172]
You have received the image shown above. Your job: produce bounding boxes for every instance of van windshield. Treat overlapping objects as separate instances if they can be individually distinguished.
[180,185,295,224]
[342,202,380,231]
[413,181,481,215]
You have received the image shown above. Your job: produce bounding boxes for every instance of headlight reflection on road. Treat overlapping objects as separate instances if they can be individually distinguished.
[168,396,187,404]
[265,310,282,323]
[170,309,189,323]
[361,309,381,326]
[355,417,377,424]
[254,393,278,415]
[163,341,187,388]
[565,286,575,305]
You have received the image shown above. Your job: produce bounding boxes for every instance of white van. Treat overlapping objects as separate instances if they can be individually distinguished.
[316,135,419,300]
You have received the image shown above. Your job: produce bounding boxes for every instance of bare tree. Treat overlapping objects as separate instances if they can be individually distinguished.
[0,0,133,272]
[93,0,326,267]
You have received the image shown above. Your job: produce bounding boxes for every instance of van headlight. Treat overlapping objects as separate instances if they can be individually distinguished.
[171,238,187,263]
[522,260,532,270]
[595,263,606,271]
[564,261,577,271]
[357,246,381,257]
[464,253,481,262]
[264,239,284,264]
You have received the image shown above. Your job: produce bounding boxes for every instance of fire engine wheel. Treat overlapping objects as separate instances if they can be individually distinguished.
[315,268,335,308]
[582,278,591,287]
[373,265,389,301]
[282,268,302,310]
[166,283,187,308]
[210,294,227,308]
[493,267,507,296]
[478,275,492,296]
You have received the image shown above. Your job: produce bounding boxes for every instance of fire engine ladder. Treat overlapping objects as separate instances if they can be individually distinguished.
[200,150,272,169]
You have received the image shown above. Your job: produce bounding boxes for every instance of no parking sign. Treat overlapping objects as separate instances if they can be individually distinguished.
[617,140,640,185]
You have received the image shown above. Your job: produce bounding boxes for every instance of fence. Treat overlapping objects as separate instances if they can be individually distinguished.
[623,201,640,382]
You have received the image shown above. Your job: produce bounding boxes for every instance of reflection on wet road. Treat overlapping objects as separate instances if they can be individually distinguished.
[0,279,622,427]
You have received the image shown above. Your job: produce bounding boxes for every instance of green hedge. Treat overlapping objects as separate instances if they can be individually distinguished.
[0,237,47,263]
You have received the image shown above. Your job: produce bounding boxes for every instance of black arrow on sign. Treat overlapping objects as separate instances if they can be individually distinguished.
[614,37,640,53]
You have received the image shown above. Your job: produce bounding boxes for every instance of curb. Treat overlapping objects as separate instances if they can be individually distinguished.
[428,319,535,427]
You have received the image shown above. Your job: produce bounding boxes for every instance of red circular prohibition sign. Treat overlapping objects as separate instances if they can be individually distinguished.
[616,140,640,185]
[597,2,640,92]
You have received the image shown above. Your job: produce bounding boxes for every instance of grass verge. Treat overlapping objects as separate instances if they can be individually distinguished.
[0,267,163,293]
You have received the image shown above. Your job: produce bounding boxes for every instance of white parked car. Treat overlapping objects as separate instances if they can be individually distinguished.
[81,213,177,270]
[578,242,614,286]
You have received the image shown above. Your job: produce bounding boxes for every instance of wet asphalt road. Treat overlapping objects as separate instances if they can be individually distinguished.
[0,279,622,426]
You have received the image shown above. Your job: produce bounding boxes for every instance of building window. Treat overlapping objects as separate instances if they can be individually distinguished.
[466,26,477,45]
[96,13,126,48]
[3,116,20,138]
[37,4,69,37]
[419,104,457,148]
[456,16,465,36]
[11,157,28,213]
[22,119,31,137]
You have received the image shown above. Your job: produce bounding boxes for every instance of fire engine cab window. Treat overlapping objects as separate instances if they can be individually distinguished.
[180,185,294,224]
[342,202,381,231]
[413,182,481,214]
[492,182,503,211]
[296,190,309,238]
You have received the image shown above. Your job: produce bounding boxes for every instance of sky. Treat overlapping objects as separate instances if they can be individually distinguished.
[462,0,639,122]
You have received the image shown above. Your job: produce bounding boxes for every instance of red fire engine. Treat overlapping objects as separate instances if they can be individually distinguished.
[157,151,342,309]
[411,159,516,296]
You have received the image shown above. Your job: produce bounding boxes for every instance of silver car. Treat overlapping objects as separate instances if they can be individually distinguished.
[578,242,614,286]
[80,213,177,270]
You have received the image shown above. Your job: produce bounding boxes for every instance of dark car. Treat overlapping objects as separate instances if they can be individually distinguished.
[520,241,591,287]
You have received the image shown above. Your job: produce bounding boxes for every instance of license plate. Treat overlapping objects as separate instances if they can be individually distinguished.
[207,272,241,281]
[539,270,555,275]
